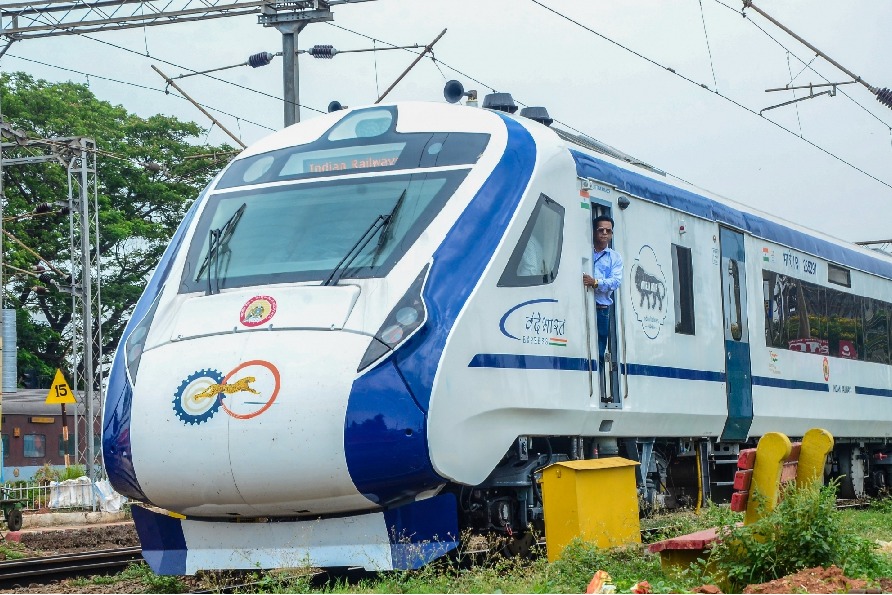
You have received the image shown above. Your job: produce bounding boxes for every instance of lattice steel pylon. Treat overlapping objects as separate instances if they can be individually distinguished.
[66,138,102,481]
[0,131,102,480]
[0,1,267,57]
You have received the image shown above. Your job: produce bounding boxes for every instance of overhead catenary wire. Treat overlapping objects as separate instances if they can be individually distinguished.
[528,0,892,192]
[710,0,892,132]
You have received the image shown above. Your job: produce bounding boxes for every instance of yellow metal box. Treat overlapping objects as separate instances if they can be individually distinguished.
[539,457,641,561]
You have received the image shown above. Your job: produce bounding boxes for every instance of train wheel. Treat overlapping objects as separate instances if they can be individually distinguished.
[837,445,865,499]
[6,508,22,531]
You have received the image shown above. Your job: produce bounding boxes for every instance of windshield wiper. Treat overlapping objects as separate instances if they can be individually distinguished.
[195,202,247,295]
[373,189,407,261]
[323,189,409,286]
[322,214,389,286]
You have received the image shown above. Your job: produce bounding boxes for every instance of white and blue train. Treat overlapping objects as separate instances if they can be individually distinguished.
[103,92,892,575]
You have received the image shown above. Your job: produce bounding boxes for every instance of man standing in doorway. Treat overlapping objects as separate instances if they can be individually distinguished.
[582,215,623,363]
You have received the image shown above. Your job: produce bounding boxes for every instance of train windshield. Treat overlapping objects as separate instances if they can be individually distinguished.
[178,171,467,292]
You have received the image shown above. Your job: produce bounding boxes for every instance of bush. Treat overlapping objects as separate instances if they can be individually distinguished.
[706,481,892,591]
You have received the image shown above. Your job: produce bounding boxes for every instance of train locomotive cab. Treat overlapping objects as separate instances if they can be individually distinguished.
[103,100,583,573]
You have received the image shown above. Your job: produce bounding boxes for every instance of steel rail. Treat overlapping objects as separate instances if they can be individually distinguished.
[0,546,142,588]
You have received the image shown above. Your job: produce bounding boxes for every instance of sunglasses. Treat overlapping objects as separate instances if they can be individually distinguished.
[595,228,614,234]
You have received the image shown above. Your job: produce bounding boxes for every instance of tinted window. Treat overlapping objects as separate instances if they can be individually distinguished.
[764,269,891,364]
[864,298,890,364]
[672,244,695,335]
[218,108,489,189]
[498,194,564,287]
[24,434,46,458]
[180,172,467,292]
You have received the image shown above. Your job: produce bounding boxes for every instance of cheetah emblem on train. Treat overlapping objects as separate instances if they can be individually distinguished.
[629,245,668,340]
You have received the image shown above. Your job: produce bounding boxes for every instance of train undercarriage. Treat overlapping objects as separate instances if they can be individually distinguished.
[455,436,892,539]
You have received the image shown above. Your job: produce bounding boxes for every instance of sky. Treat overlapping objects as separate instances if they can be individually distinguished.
[2,0,892,244]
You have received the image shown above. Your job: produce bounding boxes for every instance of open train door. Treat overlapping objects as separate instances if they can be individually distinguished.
[719,226,754,441]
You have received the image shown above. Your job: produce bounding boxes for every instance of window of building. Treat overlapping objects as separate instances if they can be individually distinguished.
[24,434,46,458]
[58,434,74,457]
[498,194,565,287]
[671,244,695,335]
[1,434,8,460]
[828,263,851,287]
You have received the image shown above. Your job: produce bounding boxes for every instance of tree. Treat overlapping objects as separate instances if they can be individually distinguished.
[0,71,236,386]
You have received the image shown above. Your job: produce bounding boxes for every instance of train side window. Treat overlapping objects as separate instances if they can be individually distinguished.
[1,435,8,460]
[827,291,862,359]
[23,434,46,458]
[498,194,565,287]
[863,298,890,364]
[828,263,851,287]
[763,272,828,354]
[671,244,695,335]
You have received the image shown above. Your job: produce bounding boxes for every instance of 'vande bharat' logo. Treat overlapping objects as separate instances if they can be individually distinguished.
[629,245,668,340]
[500,299,568,347]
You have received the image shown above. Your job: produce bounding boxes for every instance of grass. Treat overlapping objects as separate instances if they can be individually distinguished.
[83,491,892,594]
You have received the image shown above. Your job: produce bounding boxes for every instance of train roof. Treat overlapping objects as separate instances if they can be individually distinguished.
[554,125,892,282]
[0,389,84,416]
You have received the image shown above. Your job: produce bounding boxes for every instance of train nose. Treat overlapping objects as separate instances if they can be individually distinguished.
[130,329,381,517]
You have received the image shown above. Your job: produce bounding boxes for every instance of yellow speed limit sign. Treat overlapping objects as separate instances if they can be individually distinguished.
[46,369,76,404]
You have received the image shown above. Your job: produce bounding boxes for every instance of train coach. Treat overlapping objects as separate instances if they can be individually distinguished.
[102,92,892,575]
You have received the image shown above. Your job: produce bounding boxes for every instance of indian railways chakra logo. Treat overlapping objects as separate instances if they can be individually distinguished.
[173,360,281,425]
[629,245,668,340]
[239,295,277,327]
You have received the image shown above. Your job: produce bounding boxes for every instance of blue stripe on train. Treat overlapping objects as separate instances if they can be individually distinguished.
[345,114,537,506]
[571,150,892,280]
[469,353,596,371]
[752,376,830,392]
[855,386,892,397]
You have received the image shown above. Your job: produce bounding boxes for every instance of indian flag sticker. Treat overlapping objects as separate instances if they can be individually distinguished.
[550,338,568,347]
[762,247,770,262]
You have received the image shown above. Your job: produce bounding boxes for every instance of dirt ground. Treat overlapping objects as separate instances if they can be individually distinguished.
[692,565,892,594]
[4,524,892,594]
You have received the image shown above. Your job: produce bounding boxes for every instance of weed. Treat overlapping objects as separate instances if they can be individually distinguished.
[115,562,189,593]
[57,464,86,481]
[0,541,28,560]
[706,480,892,592]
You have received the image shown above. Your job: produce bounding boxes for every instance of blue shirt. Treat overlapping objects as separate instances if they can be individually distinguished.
[593,247,623,306]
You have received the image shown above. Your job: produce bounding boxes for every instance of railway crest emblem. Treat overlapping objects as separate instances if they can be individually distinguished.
[239,295,277,327]
[629,245,668,340]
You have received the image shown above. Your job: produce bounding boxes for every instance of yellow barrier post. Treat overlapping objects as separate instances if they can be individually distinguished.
[797,428,834,486]
[744,432,791,526]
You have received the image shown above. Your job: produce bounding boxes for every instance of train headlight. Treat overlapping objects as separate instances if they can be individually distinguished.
[357,265,429,372]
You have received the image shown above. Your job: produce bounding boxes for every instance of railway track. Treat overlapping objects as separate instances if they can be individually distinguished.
[0,546,142,589]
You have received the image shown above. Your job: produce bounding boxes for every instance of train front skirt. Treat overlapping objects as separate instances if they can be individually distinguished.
[131,494,459,575]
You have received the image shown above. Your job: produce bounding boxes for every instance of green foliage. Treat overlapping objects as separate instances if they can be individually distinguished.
[89,562,188,592]
[33,462,59,484]
[0,541,28,560]
[545,540,689,594]
[706,481,892,591]
[0,71,235,384]
[57,464,86,481]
